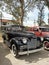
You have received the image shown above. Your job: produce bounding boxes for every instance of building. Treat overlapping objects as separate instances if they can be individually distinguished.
[0,18,21,27]
[0,19,14,26]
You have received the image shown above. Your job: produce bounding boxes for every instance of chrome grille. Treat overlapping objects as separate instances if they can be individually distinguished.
[27,39,41,49]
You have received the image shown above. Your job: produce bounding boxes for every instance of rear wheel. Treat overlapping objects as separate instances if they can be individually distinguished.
[11,44,19,57]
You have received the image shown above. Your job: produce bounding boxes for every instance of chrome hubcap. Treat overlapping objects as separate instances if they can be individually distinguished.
[12,44,16,56]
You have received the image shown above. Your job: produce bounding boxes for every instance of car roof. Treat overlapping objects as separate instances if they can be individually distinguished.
[11,25,25,28]
[2,25,25,28]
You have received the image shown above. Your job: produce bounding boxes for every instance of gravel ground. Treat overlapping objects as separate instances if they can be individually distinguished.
[0,41,49,65]
[0,32,3,40]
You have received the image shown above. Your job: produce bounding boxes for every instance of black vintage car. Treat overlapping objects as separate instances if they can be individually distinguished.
[2,25,43,57]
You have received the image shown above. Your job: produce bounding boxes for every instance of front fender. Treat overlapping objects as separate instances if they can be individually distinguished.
[10,38,22,49]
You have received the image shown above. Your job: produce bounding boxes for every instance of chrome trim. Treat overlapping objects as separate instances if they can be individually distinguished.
[46,38,49,40]
[19,47,43,55]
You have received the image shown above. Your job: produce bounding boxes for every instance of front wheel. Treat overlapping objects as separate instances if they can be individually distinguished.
[11,44,19,57]
[43,41,49,50]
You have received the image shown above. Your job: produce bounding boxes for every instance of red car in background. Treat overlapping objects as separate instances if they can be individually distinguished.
[28,26,49,50]
[29,26,42,37]
[39,27,49,50]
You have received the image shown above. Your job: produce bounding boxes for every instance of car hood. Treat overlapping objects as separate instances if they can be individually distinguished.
[5,31,36,38]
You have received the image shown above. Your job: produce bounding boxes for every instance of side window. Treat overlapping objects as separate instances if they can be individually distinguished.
[39,28,44,32]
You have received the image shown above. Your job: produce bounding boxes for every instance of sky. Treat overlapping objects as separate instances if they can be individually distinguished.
[1,12,13,20]
[0,6,49,27]
[23,6,49,26]
[44,6,49,24]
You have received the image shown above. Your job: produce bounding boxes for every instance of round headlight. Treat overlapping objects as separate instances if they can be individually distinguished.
[40,37,44,41]
[22,38,27,44]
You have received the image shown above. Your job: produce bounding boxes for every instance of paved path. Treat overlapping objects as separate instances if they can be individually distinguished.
[0,42,49,65]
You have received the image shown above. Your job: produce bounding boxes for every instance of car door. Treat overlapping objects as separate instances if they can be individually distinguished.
[33,28,42,37]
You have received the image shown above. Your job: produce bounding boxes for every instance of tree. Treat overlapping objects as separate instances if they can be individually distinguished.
[37,0,45,26]
[41,0,49,25]
[0,0,49,25]
[44,0,49,8]
[0,11,2,30]
[0,0,39,25]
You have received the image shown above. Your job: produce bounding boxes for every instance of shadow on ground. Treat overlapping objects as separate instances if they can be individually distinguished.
[18,49,49,63]
[0,42,49,65]
[0,42,12,65]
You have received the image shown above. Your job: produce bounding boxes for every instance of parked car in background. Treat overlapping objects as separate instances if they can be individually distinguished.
[39,27,49,50]
[2,25,43,57]
[28,26,49,50]
[28,26,43,42]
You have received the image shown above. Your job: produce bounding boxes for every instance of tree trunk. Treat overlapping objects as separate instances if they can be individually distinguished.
[20,4,24,25]
[20,0,24,25]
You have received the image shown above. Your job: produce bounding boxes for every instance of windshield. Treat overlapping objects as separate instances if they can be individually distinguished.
[39,28,49,32]
[11,26,26,32]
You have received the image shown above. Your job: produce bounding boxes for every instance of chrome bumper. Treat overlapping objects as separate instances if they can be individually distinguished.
[19,47,43,55]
